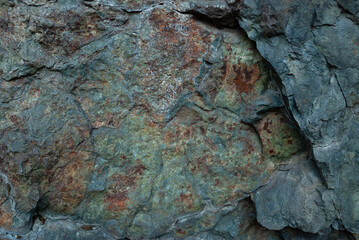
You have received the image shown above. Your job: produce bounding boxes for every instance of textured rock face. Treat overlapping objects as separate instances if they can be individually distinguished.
[232,0,359,234]
[0,0,358,239]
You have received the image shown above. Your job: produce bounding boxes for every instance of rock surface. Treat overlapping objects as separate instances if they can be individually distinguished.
[0,0,358,239]
[232,0,359,234]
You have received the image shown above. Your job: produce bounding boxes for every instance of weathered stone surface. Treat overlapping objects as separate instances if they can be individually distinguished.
[231,0,359,234]
[0,0,307,238]
[255,110,306,162]
[254,153,336,233]
[0,0,357,239]
[9,218,116,240]
[214,198,282,240]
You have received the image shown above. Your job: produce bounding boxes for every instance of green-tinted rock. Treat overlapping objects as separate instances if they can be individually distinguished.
[0,1,309,239]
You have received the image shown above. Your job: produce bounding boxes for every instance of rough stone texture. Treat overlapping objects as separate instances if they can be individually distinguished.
[0,0,358,239]
[254,153,336,233]
[229,0,359,234]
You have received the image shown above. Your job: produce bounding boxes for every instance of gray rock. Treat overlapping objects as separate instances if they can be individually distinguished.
[254,153,336,233]
[233,0,359,234]
[3,218,116,240]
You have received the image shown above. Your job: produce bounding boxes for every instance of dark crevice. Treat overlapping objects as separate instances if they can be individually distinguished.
[322,55,349,108]
[121,9,143,14]
[265,57,330,191]
[334,73,348,108]
[336,1,359,24]
[4,66,45,82]
[267,62,308,141]
[30,198,48,231]
[177,10,239,29]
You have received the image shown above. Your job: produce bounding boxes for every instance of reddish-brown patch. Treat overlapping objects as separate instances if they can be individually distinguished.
[182,127,193,140]
[0,208,13,230]
[149,8,208,63]
[262,118,273,134]
[105,164,146,212]
[175,228,187,236]
[221,58,228,76]
[46,151,94,214]
[255,110,305,160]
[143,8,216,121]
[189,155,212,175]
[80,225,96,231]
[147,119,158,129]
[53,124,90,151]
[179,192,194,209]
[164,132,174,144]
[232,63,260,94]
[201,218,215,228]
[105,192,128,212]
[214,179,220,186]
[36,10,103,55]
[354,41,358,55]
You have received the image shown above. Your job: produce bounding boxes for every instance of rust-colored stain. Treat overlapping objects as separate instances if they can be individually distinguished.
[164,132,174,144]
[255,110,305,160]
[262,118,273,134]
[105,193,128,212]
[214,179,220,186]
[175,228,187,236]
[0,209,13,230]
[80,225,96,231]
[232,63,260,93]
[142,8,216,121]
[189,155,212,175]
[46,151,94,214]
[182,127,193,140]
[354,40,358,55]
[179,192,194,209]
[105,164,146,212]
[36,10,102,55]
[148,8,208,61]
